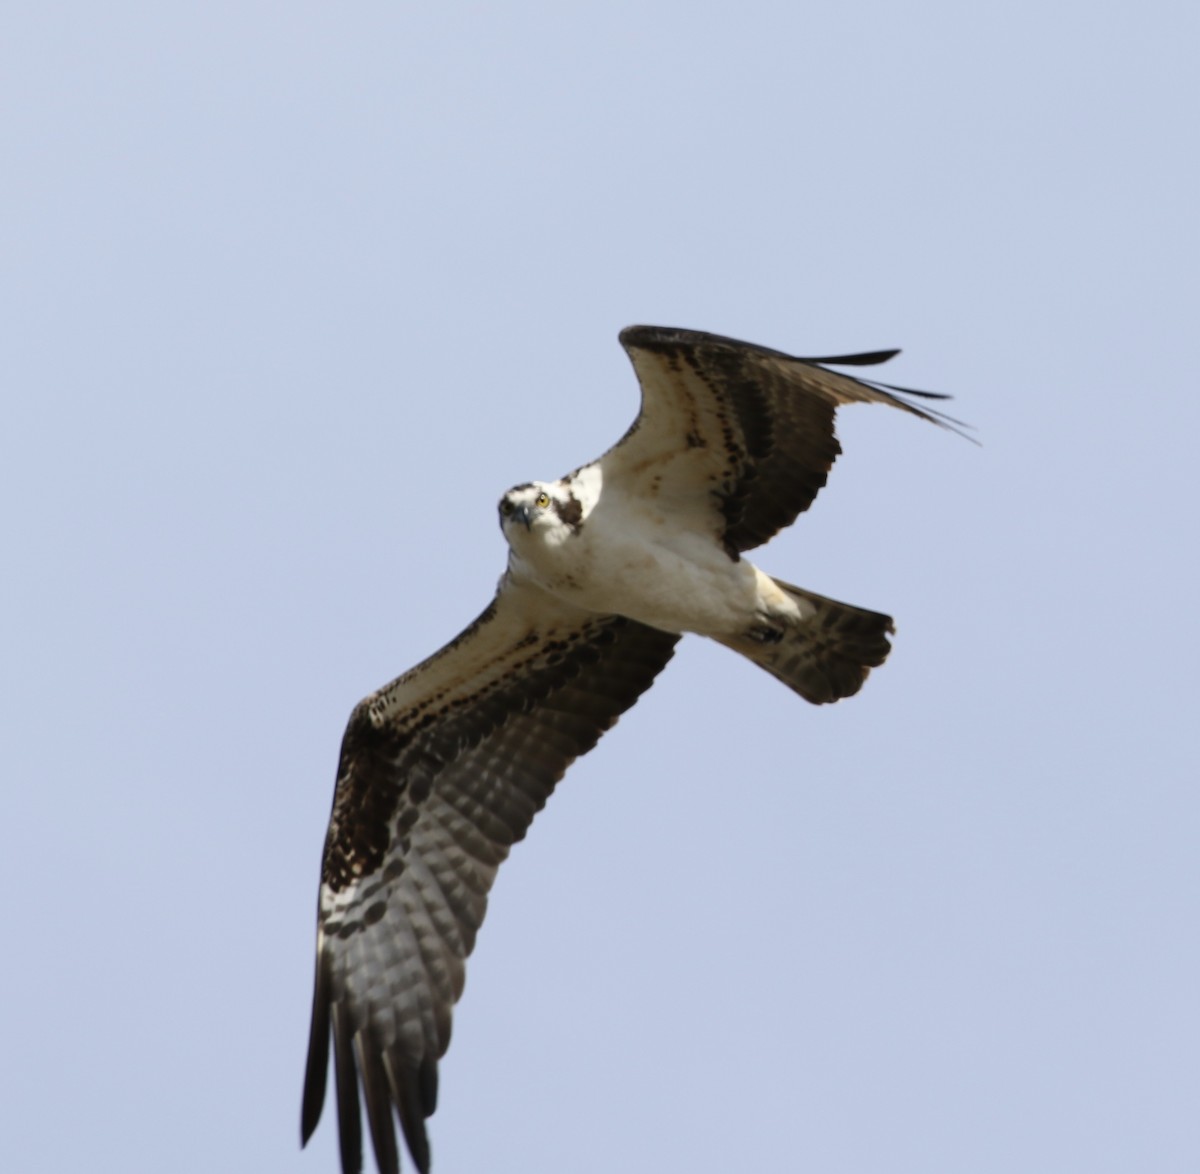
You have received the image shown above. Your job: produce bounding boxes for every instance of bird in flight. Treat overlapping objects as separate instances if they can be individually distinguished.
[301,325,959,1173]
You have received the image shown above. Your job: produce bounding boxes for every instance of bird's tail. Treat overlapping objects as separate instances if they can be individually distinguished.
[717,579,894,705]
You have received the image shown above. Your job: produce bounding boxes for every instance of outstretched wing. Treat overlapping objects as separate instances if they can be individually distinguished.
[301,575,678,1174]
[606,325,960,555]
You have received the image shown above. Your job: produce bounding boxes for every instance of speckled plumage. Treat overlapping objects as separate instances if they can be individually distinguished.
[301,326,958,1174]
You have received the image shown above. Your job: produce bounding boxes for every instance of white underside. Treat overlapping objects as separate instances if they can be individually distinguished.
[504,484,806,637]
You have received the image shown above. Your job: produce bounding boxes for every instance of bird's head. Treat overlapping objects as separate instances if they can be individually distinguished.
[498,481,583,545]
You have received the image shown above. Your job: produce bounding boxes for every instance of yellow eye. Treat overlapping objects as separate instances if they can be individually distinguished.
[535,492,551,509]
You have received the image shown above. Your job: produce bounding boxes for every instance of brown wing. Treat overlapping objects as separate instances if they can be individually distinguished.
[606,325,958,555]
[301,575,678,1174]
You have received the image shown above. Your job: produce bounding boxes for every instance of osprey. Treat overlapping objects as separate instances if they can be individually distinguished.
[301,326,959,1173]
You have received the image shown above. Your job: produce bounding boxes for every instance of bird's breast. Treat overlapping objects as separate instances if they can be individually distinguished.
[512,521,757,637]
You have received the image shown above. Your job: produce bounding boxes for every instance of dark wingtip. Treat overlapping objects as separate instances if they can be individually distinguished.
[402,1122,432,1174]
[803,348,901,367]
[393,1057,435,1174]
[300,1075,324,1147]
[865,378,979,442]
[301,950,333,1146]
[332,1005,365,1174]
[868,377,953,401]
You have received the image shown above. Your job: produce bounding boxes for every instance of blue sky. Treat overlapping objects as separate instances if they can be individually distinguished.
[3,3,1197,1171]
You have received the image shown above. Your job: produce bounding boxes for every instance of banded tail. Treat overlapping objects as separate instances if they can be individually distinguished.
[719,579,895,704]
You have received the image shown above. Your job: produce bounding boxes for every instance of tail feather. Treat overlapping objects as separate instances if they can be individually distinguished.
[719,579,894,704]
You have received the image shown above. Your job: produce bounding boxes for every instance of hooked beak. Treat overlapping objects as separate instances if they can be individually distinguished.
[511,504,533,530]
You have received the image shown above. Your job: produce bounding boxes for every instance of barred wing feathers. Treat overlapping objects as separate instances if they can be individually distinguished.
[610,325,960,555]
[302,578,679,1174]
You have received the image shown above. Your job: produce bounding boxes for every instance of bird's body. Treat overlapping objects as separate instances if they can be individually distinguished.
[502,475,771,637]
[301,325,959,1174]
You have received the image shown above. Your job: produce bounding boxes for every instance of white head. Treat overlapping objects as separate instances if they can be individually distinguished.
[497,481,584,549]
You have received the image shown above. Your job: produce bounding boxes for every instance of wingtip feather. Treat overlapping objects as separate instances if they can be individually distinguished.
[804,348,901,367]
[332,1005,365,1174]
[301,949,332,1146]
